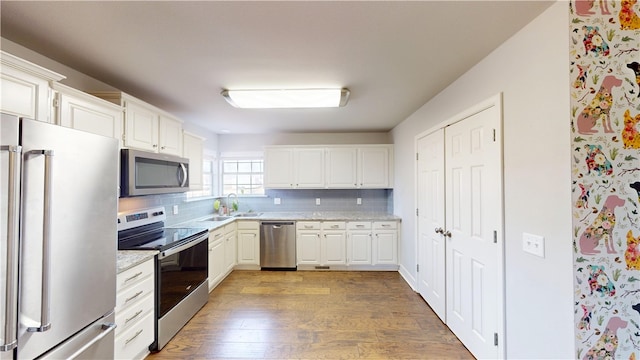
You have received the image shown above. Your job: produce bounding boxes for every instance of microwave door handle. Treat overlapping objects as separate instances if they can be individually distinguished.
[0,145,21,351]
[179,163,188,187]
[25,150,54,333]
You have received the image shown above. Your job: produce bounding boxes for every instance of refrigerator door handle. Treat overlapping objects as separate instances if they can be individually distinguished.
[25,149,54,333]
[0,145,21,352]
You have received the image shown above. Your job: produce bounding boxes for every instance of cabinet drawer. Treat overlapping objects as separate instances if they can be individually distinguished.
[114,311,154,360]
[322,221,345,230]
[237,220,259,230]
[347,221,371,230]
[116,275,154,312]
[373,221,397,230]
[115,292,153,337]
[209,228,224,243]
[224,223,237,234]
[117,259,154,292]
[297,221,320,230]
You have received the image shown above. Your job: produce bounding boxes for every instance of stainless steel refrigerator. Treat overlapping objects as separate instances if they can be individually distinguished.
[1,115,119,359]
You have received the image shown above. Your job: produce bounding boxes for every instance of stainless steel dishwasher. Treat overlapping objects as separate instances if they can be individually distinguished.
[260,221,296,270]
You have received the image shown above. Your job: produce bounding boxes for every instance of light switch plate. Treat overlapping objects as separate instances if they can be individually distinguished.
[522,232,545,258]
[274,197,281,205]
[173,205,179,215]
[357,197,362,205]
[315,198,321,205]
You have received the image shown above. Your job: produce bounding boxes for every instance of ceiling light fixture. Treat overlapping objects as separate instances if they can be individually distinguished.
[221,88,350,109]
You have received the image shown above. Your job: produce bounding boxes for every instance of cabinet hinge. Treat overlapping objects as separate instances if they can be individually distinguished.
[52,97,59,108]
[494,332,498,346]
[493,230,497,244]
[416,264,419,272]
[493,129,496,142]
[416,208,419,217]
[416,152,419,161]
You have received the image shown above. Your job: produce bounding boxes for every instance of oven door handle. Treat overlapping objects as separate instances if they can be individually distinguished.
[159,233,208,259]
[177,163,188,188]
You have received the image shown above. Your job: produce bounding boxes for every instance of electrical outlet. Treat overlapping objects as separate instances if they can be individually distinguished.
[173,205,179,215]
[315,198,321,205]
[274,197,281,205]
[357,198,362,205]
[522,232,545,258]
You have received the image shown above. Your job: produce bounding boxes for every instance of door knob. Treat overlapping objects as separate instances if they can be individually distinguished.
[434,227,444,234]
[443,231,452,238]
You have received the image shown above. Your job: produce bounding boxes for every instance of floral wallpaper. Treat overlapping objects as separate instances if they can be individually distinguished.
[570,1,640,359]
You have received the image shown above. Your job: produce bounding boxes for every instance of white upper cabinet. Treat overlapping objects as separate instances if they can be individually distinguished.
[183,131,204,191]
[52,83,123,147]
[91,91,183,156]
[264,148,294,188]
[358,146,391,188]
[265,145,393,189]
[294,148,325,188]
[1,51,65,122]
[326,147,357,188]
[158,115,183,155]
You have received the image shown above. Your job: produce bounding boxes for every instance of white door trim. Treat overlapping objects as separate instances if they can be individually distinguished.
[413,93,505,358]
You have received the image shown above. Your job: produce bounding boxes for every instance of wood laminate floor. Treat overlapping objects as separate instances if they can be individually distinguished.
[146,271,474,360]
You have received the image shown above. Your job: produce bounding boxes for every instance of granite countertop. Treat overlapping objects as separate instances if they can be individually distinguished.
[117,250,158,274]
[173,211,401,231]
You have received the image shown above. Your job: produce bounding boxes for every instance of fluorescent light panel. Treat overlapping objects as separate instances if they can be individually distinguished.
[221,88,349,108]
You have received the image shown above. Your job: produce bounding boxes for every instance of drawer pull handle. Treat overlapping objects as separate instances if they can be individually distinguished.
[124,271,143,283]
[125,329,143,345]
[356,225,364,228]
[331,225,338,229]
[305,225,313,229]
[125,310,143,325]
[381,224,391,227]
[125,291,143,304]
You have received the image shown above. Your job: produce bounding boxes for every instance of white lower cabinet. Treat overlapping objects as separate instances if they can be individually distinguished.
[347,222,372,265]
[373,221,398,265]
[296,222,321,266]
[236,221,260,269]
[224,223,237,273]
[208,228,225,291]
[321,222,346,265]
[115,258,155,360]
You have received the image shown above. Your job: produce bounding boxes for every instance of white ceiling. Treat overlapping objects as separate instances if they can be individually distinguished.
[0,1,552,134]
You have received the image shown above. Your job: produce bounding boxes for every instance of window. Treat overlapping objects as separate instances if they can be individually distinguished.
[222,159,264,195]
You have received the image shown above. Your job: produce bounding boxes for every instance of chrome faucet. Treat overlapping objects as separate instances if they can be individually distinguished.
[227,193,238,214]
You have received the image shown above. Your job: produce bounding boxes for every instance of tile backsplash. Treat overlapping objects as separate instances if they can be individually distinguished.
[118,189,393,226]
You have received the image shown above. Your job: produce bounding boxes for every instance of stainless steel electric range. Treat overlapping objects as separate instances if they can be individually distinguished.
[117,207,209,351]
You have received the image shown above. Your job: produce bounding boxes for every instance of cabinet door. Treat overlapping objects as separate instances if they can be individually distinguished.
[237,230,259,265]
[224,231,237,272]
[209,239,225,290]
[264,148,294,188]
[347,231,372,265]
[158,115,183,156]
[1,52,63,122]
[325,147,357,188]
[358,147,389,188]
[56,90,123,147]
[296,231,321,265]
[322,231,346,265]
[294,148,325,188]
[183,132,204,191]
[373,231,397,265]
[124,100,158,151]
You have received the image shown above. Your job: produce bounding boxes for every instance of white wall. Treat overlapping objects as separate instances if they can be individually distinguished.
[390,2,573,358]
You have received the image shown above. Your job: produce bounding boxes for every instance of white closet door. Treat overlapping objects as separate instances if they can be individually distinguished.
[417,128,446,322]
[445,105,501,359]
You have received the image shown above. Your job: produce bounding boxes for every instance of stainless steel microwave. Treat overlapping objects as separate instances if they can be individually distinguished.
[120,149,189,197]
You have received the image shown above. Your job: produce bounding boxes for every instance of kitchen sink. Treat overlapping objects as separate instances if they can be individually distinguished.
[233,212,263,218]
[200,215,232,222]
